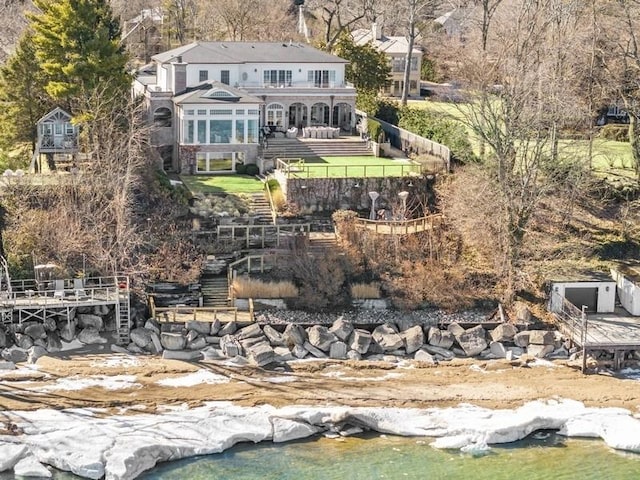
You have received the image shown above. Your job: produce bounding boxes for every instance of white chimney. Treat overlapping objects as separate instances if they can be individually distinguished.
[371,22,383,41]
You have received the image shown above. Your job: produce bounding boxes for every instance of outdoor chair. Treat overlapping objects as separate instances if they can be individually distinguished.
[73,278,87,299]
[53,280,65,300]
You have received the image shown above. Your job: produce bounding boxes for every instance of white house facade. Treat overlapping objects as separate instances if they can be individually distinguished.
[133,41,357,173]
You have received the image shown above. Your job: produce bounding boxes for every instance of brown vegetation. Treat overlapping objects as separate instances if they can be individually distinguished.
[232,278,298,299]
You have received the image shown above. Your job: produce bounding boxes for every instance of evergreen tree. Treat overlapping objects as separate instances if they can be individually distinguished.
[28,0,130,104]
[333,34,391,94]
[0,32,53,151]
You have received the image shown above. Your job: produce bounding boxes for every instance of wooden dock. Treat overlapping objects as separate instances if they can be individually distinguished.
[550,291,640,371]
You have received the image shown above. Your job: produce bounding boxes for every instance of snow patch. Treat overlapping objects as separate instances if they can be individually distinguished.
[322,371,403,382]
[37,375,140,392]
[156,369,230,387]
[90,356,141,369]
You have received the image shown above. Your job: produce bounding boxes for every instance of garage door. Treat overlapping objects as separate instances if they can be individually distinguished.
[564,287,598,312]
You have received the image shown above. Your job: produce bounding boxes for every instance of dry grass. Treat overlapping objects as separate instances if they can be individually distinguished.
[351,282,381,299]
[232,277,298,298]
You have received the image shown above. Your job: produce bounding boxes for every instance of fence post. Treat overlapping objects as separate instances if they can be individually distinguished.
[581,305,588,373]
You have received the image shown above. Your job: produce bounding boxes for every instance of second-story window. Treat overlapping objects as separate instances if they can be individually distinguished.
[307,70,336,88]
[263,70,292,86]
[221,70,230,85]
[199,70,208,82]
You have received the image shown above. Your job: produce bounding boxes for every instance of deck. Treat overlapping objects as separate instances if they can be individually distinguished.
[354,214,442,235]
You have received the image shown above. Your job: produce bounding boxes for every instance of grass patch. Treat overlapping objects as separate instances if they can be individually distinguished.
[180,174,264,194]
[351,282,381,299]
[283,155,419,178]
[233,278,298,298]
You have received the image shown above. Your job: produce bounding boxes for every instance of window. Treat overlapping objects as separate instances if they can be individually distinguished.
[197,120,206,143]
[54,124,63,135]
[263,70,292,86]
[153,107,172,127]
[42,124,53,135]
[199,70,208,82]
[65,123,75,134]
[236,109,245,115]
[196,152,207,173]
[221,70,230,85]
[247,119,258,143]
[248,109,259,115]
[210,109,233,115]
[308,70,335,88]
[185,120,194,143]
[195,152,242,173]
[235,119,245,143]
[266,103,285,126]
[185,109,194,115]
[410,80,417,91]
[209,120,232,143]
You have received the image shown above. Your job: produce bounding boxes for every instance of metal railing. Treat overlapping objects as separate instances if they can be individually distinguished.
[354,214,443,235]
[276,158,421,179]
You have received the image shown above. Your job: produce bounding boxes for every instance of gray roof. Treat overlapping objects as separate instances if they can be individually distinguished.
[173,82,263,105]
[152,41,348,65]
[352,29,422,55]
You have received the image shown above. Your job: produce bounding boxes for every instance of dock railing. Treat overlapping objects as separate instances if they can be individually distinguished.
[216,223,310,249]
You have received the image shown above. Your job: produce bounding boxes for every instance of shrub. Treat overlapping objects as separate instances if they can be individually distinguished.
[244,163,260,176]
[267,179,286,211]
[598,124,629,142]
[233,278,298,298]
[235,164,247,174]
[367,119,384,143]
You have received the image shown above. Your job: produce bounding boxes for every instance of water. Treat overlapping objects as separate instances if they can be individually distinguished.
[3,432,639,479]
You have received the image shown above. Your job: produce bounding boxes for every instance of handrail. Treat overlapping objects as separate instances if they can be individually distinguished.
[216,223,311,249]
[277,158,421,179]
[263,180,278,225]
[153,305,239,323]
[353,214,443,235]
[227,254,272,303]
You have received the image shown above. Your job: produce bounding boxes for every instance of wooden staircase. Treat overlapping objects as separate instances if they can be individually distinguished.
[307,232,338,256]
[249,192,274,225]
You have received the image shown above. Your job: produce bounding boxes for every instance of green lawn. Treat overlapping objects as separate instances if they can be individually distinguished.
[280,155,420,178]
[179,174,264,195]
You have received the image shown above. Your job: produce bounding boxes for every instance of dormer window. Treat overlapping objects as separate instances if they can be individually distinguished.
[203,88,238,100]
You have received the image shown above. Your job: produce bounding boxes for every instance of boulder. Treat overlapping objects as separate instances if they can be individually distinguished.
[246,342,275,366]
[42,317,57,332]
[205,336,220,345]
[187,336,207,350]
[210,319,221,335]
[329,341,348,359]
[273,346,295,362]
[58,321,76,342]
[130,328,154,349]
[110,344,130,354]
[490,323,518,343]
[236,323,263,340]
[427,327,454,349]
[514,301,532,323]
[263,325,286,346]
[2,346,28,363]
[144,319,161,335]
[162,350,203,361]
[346,350,362,361]
[218,321,237,336]
[149,331,163,354]
[14,333,34,350]
[77,327,107,345]
[528,330,555,345]
[329,317,353,342]
[507,346,525,357]
[307,325,337,352]
[421,344,455,360]
[201,347,222,360]
[367,338,385,354]
[161,332,186,351]
[414,349,436,364]
[348,329,372,354]
[77,314,104,331]
[186,321,212,336]
[93,304,110,316]
[220,335,243,357]
[527,344,554,358]
[0,329,5,348]
[185,330,200,344]
[489,341,507,358]
[284,324,306,346]
[455,325,487,357]
[127,343,145,354]
[402,325,424,354]
[447,322,466,337]
[291,344,308,359]
[27,346,48,364]
[513,331,530,348]
[372,324,403,352]
[303,341,327,359]
[0,360,16,370]
[46,332,62,353]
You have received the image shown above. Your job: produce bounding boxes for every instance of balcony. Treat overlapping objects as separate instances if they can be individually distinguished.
[39,134,79,152]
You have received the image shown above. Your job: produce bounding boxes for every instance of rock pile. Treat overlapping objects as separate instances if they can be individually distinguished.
[0,305,117,366]
[115,316,568,366]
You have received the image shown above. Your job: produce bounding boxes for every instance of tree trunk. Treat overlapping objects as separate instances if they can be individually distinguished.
[401,7,416,106]
[628,114,640,182]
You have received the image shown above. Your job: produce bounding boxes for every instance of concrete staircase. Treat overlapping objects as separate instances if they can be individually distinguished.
[200,274,229,307]
[262,137,371,162]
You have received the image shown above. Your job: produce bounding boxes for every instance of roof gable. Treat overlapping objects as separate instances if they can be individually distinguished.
[173,81,263,105]
[38,107,72,124]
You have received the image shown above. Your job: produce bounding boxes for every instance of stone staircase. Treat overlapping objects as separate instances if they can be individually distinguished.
[307,231,338,256]
[261,136,371,162]
[249,192,274,225]
[200,274,229,307]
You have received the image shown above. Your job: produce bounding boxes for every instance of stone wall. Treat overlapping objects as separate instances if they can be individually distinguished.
[275,174,437,214]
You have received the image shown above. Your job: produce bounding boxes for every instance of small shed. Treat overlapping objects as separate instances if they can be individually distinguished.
[611,264,640,316]
[549,272,616,313]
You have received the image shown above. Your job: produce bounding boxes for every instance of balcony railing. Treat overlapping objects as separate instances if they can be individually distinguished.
[39,134,79,150]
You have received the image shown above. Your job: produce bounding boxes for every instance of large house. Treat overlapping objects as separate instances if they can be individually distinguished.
[352,23,423,98]
[133,41,357,173]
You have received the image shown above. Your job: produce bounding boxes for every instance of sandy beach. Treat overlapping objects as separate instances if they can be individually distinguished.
[2,351,640,417]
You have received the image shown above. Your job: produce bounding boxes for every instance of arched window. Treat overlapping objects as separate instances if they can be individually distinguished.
[153,107,172,127]
[266,103,285,126]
